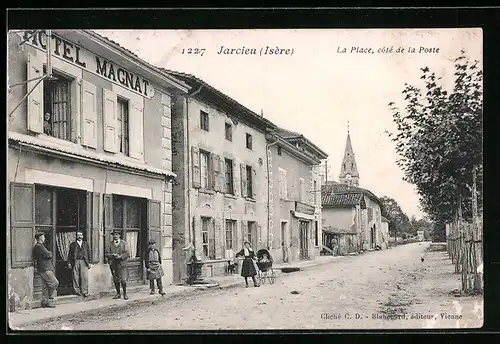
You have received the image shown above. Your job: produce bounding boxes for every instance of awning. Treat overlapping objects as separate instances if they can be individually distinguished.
[291,211,315,220]
[9,131,176,178]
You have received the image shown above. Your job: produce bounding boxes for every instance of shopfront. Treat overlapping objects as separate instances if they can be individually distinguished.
[8,29,188,310]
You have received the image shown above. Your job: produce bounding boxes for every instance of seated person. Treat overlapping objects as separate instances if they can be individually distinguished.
[259,253,270,263]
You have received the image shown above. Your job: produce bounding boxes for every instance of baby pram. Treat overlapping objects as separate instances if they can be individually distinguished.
[256,249,277,285]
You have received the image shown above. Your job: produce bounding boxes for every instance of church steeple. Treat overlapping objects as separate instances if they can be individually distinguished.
[339,123,360,187]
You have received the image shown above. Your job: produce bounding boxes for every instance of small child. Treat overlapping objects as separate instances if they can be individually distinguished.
[145,239,166,296]
[260,253,270,263]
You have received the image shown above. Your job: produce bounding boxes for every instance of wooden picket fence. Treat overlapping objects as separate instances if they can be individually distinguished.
[447,219,483,293]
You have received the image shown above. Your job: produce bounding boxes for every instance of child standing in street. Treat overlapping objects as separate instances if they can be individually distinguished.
[145,239,166,296]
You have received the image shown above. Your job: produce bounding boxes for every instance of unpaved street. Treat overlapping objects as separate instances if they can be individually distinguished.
[19,242,483,330]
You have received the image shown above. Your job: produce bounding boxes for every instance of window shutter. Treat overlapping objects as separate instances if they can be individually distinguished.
[299,178,305,202]
[251,167,257,199]
[240,164,247,197]
[103,89,118,153]
[91,192,101,263]
[81,80,98,148]
[10,183,35,268]
[240,221,247,247]
[129,97,145,160]
[214,218,222,259]
[220,158,225,194]
[211,154,221,192]
[27,53,43,134]
[191,146,201,189]
[148,200,162,253]
[103,194,113,264]
[232,160,238,196]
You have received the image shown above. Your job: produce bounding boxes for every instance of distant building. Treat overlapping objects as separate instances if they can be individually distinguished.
[266,127,328,263]
[321,128,384,254]
[417,230,425,241]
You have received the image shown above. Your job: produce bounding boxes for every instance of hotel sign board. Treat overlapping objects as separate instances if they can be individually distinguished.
[17,30,155,99]
[295,201,315,215]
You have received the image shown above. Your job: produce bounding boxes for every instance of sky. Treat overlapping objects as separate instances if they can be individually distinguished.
[95,28,482,220]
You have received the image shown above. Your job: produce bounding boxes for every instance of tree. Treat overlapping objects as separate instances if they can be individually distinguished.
[387,51,482,225]
[380,196,411,237]
[387,51,483,293]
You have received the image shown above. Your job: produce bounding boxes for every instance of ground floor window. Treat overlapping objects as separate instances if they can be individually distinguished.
[225,220,235,250]
[247,221,257,248]
[112,195,143,259]
[201,217,214,259]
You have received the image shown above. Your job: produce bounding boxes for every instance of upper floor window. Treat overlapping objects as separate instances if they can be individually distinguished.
[200,110,209,131]
[43,71,72,141]
[277,146,282,156]
[117,97,130,156]
[246,133,252,150]
[224,158,234,194]
[368,207,373,222]
[313,180,318,205]
[200,150,210,189]
[225,122,232,141]
[279,168,288,199]
[246,165,253,197]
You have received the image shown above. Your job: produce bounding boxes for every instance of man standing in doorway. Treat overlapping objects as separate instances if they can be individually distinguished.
[67,230,91,298]
[106,229,130,300]
[33,233,59,308]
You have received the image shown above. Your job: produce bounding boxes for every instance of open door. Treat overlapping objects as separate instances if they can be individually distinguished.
[146,200,162,282]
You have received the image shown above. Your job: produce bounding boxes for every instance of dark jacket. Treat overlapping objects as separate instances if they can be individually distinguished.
[235,248,256,259]
[145,248,162,269]
[105,240,130,267]
[33,243,55,272]
[67,240,91,267]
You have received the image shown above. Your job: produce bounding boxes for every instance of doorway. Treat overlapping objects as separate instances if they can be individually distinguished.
[299,220,309,260]
[370,226,376,249]
[110,195,147,285]
[33,185,88,298]
[281,221,288,263]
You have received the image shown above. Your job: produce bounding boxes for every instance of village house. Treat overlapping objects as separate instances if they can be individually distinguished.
[321,130,384,255]
[266,127,328,263]
[7,30,189,310]
[165,70,276,283]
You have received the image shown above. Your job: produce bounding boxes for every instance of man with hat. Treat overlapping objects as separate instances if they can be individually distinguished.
[105,229,130,300]
[145,239,166,296]
[33,232,59,308]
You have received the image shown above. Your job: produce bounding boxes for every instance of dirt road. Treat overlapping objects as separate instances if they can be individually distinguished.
[19,242,483,330]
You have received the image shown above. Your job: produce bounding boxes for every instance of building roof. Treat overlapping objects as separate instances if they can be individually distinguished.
[322,193,366,208]
[322,226,356,234]
[9,132,175,178]
[274,127,302,139]
[270,126,329,160]
[321,181,382,208]
[161,69,276,132]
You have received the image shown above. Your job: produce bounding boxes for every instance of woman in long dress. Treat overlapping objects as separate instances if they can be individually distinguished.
[235,241,260,288]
